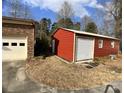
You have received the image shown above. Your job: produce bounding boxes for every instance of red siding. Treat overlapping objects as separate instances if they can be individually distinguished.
[94,37,119,57]
[53,29,74,62]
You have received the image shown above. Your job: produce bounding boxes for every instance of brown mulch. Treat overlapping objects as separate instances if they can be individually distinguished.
[26,55,122,89]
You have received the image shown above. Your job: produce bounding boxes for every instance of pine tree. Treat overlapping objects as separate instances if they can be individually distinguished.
[85,22,98,34]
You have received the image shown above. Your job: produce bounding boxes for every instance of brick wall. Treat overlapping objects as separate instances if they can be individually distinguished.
[2,23,34,58]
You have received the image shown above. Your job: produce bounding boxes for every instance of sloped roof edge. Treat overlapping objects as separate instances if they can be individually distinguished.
[2,16,35,25]
[52,27,119,40]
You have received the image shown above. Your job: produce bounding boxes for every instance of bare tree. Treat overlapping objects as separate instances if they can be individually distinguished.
[8,0,22,17]
[57,1,74,28]
[95,9,115,36]
[92,4,117,37]
[81,15,92,31]
[8,0,32,19]
[92,8,106,34]
[102,18,115,36]
[105,0,122,38]
[23,2,32,19]
[58,1,74,19]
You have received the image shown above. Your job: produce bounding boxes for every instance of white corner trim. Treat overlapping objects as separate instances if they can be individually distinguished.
[73,33,76,62]
[92,38,95,59]
[75,37,95,62]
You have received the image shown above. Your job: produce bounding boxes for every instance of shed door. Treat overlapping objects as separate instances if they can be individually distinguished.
[76,37,94,61]
[2,37,27,61]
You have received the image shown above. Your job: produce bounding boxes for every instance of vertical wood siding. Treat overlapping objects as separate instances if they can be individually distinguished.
[53,29,74,62]
[94,37,119,57]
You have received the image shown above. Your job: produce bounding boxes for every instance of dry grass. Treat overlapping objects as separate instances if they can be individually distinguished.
[26,55,122,89]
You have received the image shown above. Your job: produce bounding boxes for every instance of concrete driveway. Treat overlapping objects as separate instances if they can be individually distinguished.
[2,61,122,93]
[2,61,42,93]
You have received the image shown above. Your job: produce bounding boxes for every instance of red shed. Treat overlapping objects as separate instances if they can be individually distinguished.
[52,28,120,63]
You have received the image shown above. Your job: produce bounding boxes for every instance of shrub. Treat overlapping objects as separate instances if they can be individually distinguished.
[34,32,50,56]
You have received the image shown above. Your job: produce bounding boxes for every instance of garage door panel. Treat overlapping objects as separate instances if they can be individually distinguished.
[76,37,94,61]
[2,37,27,61]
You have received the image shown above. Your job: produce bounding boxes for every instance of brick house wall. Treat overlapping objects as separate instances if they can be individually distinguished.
[2,23,34,58]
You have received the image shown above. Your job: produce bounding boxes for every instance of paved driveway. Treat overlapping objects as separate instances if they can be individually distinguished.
[2,61,42,93]
[2,61,122,93]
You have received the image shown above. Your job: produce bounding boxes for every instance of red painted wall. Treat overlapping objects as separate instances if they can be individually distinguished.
[53,29,74,62]
[94,37,119,57]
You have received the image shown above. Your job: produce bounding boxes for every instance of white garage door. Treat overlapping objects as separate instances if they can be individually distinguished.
[2,37,27,61]
[76,37,94,61]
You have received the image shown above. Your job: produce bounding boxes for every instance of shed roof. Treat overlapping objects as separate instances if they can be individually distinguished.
[53,28,119,40]
[2,16,35,25]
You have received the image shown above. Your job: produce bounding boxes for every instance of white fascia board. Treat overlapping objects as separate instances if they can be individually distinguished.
[60,28,119,40]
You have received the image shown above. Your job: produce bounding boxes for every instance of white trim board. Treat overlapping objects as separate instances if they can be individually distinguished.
[60,28,119,40]
[75,59,93,64]
[75,37,94,62]
[73,33,76,62]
